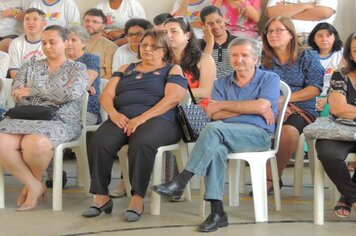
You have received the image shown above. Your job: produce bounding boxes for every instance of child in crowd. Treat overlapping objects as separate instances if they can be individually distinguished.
[213,0,261,38]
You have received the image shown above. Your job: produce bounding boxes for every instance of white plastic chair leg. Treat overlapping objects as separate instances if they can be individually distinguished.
[199,177,206,218]
[270,156,281,211]
[151,148,164,215]
[0,167,4,208]
[239,160,245,194]
[228,159,240,207]
[248,158,269,222]
[314,157,325,225]
[53,147,64,211]
[293,134,305,197]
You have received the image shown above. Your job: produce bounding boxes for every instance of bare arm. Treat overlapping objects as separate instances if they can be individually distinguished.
[103,67,113,80]
[213,0,223,7]
[292,6,334,21]
[191,53,216,99]
[244,4,261,23]
[328,91,356,119]
[87,69,98,86]
[266,3,314,18]
[289,86,320,103]
[9,70,17,79]
[99,65,130,129]
[171,0,190,16]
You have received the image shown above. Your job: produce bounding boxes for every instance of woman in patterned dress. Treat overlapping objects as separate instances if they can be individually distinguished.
[0,25,88,211]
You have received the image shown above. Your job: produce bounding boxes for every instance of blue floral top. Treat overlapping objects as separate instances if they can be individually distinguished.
[260,49,324,117]
[76,52,100,119]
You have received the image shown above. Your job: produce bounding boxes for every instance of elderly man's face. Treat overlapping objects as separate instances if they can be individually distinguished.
[229,43,258,74]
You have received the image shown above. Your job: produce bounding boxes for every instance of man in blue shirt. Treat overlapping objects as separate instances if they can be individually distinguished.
[152,37,280,232]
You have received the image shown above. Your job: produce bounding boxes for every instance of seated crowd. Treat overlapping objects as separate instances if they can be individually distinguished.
[1,0,356,233]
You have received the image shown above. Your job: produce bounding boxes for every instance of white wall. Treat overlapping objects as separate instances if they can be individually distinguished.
[75,0,353,41]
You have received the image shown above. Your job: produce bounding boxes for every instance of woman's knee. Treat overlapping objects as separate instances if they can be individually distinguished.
[21,134,53,156]
[0,133,22,152]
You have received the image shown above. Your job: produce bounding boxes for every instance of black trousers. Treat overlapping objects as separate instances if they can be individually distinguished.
[315,139,356,204]
[88,117,181,197]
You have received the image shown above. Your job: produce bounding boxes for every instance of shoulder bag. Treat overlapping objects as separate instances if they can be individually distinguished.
[175,85,210,143]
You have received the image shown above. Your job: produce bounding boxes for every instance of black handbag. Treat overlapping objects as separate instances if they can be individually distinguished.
[6,105,59,120]
[175,85,210,143]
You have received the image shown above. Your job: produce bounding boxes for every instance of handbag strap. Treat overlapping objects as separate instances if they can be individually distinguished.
[186,84,197,104]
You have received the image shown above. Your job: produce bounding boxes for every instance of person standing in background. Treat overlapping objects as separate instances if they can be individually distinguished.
[96,0,146,46]
[0,0,28,53]
[29,0,80,27]
[213,0,261,38]
[171,0,213,39]
[266,0,337,46]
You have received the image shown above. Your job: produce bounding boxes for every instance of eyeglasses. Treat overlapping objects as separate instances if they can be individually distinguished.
[139,43,163,51]
[83,19,103,25]
[127,32,144,38]
[264,28,289,36]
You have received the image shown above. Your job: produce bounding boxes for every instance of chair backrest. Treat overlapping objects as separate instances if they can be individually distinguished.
[81,92,89,125]
[272,80,291,151]
[0,78,15,109]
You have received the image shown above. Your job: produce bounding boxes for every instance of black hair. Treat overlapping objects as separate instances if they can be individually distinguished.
[124,18,153,35]
[153,13,173,26]
[83,8,107,24]
[308,22,343,53]
[43,25,67,41]
[164,18,202,82]
[24,7,46,18]
[200,5,223,23]
[343,32,356,74]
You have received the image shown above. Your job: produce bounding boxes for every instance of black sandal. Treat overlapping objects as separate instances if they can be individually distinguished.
[334,196,351,218]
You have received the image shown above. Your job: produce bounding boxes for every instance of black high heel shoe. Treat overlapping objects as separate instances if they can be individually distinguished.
[248,178,283,197]
[82,199,113,218]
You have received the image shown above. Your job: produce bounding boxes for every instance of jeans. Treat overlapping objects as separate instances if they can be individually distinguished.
[185,121,271,200]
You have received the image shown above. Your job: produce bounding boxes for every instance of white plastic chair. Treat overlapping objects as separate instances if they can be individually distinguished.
[200,80,291,222]
[118,141,191,215]
[52,93,89,210]
[80,78,109,184]
[293,133,315,196]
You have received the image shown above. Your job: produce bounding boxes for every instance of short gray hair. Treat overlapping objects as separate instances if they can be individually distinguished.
[228,37,262,67]
[66,25,89,43]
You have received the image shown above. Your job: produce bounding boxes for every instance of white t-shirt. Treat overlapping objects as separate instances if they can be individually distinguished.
[266,0,337,34]
[30,0,80,27]
[112,44,139,71]
[8,35,45,71]
[95,0,146,30]
[0,51,9,79]
[172,0,212,39]
[0,0,25,37]
[319,49,343,96]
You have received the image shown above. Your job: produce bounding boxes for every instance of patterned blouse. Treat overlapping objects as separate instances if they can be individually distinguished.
[261,49,325,117]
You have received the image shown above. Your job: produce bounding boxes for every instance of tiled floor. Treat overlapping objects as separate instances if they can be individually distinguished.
[1,160,355,236]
